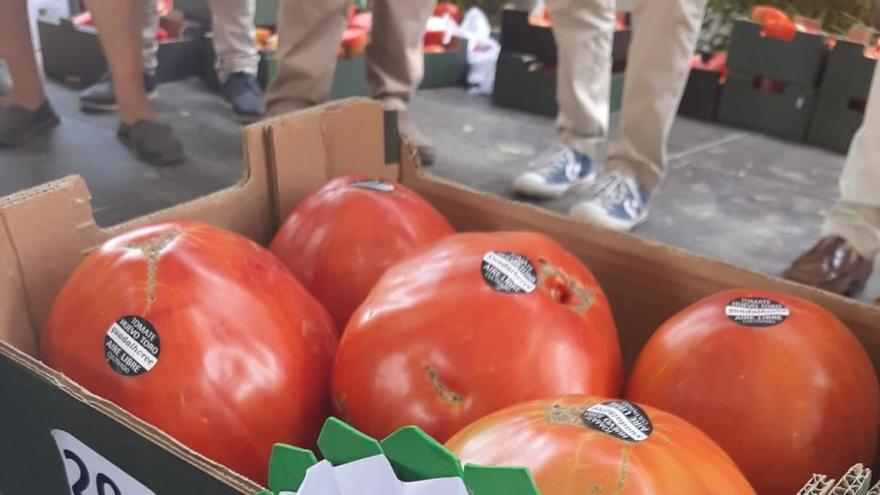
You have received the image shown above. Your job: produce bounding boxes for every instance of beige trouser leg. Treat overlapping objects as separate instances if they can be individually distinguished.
[548,0,616,159]
[266,0,434,116]
[266,0,349,115]
[606,0,707,193]
[365,0,435,111]
[142,0,160,76]
[822,64,880,259]
[207,0,259,82]
[141,0,258,82]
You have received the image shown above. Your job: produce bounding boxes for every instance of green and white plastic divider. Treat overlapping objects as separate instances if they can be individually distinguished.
[255,417,540,495]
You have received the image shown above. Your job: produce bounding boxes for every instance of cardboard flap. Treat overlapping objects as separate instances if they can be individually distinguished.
[265,98,398,219]
[0,124,275,357]
[0,177,101,352]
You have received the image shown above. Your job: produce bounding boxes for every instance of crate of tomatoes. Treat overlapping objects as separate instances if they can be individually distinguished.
[2,100,880,495]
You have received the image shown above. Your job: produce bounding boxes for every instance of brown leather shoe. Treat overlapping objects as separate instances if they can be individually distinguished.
[783,236,874,296]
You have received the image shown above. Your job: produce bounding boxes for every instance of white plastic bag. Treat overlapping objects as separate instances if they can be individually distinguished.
[447,8,500,95]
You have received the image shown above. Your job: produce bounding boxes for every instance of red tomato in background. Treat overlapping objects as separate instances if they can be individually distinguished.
[764,18,797,41]
[41,222,338,484]
[447,396,755,495]
[424,44,446,54]
[750,5,789,24]
[332,232,623,442]
[750,6,797,41]
[434,2,461,23]
[627,289,880,495]
[341,28,369,58]
[270,176,453,330]
[348,11,372,31]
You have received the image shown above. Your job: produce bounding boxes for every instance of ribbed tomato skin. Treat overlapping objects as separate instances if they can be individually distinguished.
[627,289,880,494]
[270,176,454,331]
[446,396,756,495]
[41,221,338,484]
[332,231,623,442]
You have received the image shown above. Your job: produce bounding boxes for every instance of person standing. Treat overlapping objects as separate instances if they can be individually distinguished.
[514,0,709,231]
[784,64,880,297]
[79,0,265,122]
[0,0,184,165]
[266,0,437,164]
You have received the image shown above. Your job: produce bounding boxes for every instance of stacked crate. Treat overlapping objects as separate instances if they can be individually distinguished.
[492,8,630,117]
[807,40,876,153]
[718,19,828,142]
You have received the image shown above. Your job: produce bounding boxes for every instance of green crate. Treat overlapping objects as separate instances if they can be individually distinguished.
[726,19,829,87]
[492,52,624,117]
[807,90,865,153]
[718,72,817,142]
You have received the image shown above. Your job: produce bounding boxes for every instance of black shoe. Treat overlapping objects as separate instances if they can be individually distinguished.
[0,101,60,147]
[80,72,159,112]
[117,120,185,166]
[221,72,265,123]
[397,111,436,165]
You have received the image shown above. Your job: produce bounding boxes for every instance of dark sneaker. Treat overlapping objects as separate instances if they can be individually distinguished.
[514,147,597,199]
[221,72,265,123]
[117,120,185,166]
[570,172,650,231]
[0,101,60,147]
[398,111,436,165]
[80,72,158,112]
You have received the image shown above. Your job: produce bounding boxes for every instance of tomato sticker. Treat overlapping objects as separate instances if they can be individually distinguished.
[350,179,394,192]
[104,316,160,376]
[725,297,790,327]
[481,252,537,294]
[583,400,653,442]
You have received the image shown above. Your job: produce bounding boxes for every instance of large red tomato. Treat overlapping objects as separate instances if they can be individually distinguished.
[41,221,338,484]
[627,289,880,495]
[270,176,454,330]
[447,396,755,494]
[332,232,622,442]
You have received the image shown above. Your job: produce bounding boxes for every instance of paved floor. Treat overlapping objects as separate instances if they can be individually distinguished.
[1,79,877,301]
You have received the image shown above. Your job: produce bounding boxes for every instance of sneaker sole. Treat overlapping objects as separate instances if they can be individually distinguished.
[513,170,598,200]
[80,90,159,113]
[570,202,648,232]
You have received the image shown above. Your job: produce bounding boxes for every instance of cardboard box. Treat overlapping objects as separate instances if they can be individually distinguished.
[678,68,723,121]
[498,8,631,67]
[726,19,828,87]
[718,72,817,142]
[492,52,625,117]
[3,99,880,493]
[38,17,207,88]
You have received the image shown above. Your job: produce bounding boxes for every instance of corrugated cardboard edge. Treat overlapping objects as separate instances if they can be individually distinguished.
[0,120,274,354]
[798,474,835,495]
[0,340,263,493]
[830,464,872,495]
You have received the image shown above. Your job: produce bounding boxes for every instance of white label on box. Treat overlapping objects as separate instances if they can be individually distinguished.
[51,429,157,495]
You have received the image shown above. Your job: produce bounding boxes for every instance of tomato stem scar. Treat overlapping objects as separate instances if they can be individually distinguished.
[128,229,182,306]
[425,365,463,403]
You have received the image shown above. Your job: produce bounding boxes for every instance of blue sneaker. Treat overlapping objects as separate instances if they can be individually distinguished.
[570,172,650,231]
[513,147,597,199]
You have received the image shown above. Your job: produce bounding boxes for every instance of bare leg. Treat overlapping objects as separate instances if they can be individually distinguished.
[84,0,155,124]
[0,0,45,109]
